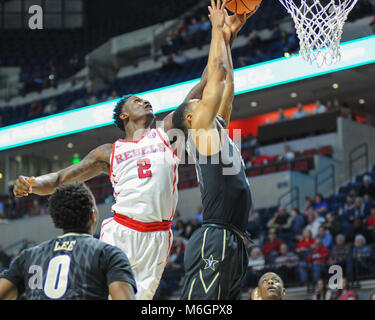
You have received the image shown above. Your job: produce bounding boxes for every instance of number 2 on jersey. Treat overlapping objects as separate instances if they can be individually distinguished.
[137,158,152,178]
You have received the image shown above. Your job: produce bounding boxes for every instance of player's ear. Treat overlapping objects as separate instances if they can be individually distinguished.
[282,287,286,297]
[185,110,194,123]
[120,112,129,121]
[90,210,98,233]
[91,210,97,223]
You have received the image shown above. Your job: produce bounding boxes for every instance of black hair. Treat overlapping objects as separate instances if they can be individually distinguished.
[113,95,133,132]
[172,101,191,135]
[48,182,95,232]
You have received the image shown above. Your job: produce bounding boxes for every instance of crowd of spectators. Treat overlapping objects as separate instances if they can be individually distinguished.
[161,14,211,56]
[243,140,330,171]
[156,169,375,299]
[273,99,358,124]
[22,54,84,95]
[0,192,48,222]
[242,172,375,296]
[238,98,360,171]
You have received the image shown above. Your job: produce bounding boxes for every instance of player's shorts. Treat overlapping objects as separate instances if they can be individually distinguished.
[180,224,248,300]
[100,213,173,300]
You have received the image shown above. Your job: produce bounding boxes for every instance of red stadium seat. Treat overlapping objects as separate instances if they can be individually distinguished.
[318,145,333,157]
[302,148,317,156]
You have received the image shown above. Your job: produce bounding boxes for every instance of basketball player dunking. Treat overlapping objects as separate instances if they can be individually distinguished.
[13,0,249,300]
[172,0,253,299]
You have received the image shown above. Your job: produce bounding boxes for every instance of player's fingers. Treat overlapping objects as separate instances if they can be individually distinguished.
[26,177,36,186]
[15,176,30,191]
[26,177,35,193]
[13,185,28,197]
[221,0,227,10]
[208,8,213,19]
[211,0,215,10]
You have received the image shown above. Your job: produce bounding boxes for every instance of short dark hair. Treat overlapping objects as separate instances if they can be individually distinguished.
[48,182,95,231]
[172,101,191,135]
[113,95,132,132]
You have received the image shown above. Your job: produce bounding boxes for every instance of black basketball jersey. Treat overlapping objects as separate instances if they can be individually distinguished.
[0,233,136,300]
[187,119,252,232]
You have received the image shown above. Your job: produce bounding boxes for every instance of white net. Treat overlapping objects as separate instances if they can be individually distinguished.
[278,0,359,67]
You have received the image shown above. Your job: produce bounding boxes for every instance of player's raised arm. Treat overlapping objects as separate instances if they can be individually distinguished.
[217,27,234,128]
[13,143,112,197]
[182,9,248,105]
[218,12,249,127]
[191,0,228,131]
[162,4,249,133]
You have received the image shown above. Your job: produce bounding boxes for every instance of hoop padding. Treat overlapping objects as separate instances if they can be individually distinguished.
[279,0,358,67]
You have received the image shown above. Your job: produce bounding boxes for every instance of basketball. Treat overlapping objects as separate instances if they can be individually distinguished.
[225,0,262,16]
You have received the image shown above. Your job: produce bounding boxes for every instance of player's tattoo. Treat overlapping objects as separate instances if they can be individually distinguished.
[70,160,93,178]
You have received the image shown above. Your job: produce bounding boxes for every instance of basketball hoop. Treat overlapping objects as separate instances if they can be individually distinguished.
[278,0,359,67]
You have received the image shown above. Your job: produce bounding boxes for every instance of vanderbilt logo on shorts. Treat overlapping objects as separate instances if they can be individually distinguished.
[203,255,219,271]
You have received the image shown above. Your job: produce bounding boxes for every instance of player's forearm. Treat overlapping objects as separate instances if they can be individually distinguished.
[32,159,107,195]
[223,41,234,95]
[184,24,238,103]
[183,67,208,102]
[229,30,240,48]
[207,26,226,75]
[32,172,61,195]
[217,42,234,125]
[14,144,111,198]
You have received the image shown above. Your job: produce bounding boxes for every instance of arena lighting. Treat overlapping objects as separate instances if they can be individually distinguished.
[0,35,375,151]
[290,92,298,98]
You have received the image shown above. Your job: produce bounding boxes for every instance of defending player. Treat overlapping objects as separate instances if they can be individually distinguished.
[0,182,136,300]
[172,0,252,300]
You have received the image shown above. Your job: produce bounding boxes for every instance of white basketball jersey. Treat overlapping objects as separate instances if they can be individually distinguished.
[110,128,179,223]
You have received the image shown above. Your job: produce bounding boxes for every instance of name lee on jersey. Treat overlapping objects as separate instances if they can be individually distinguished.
[54,240,76,251]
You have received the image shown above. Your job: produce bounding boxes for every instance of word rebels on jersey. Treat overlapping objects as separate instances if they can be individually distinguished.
[114,142,167,165]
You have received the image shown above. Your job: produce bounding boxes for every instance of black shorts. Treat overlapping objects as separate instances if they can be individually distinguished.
[180,225,248,300]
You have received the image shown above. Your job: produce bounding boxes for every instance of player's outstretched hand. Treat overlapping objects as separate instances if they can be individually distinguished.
[13,176,35,197]
[224,10,249,41]
[208,0,227,29]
